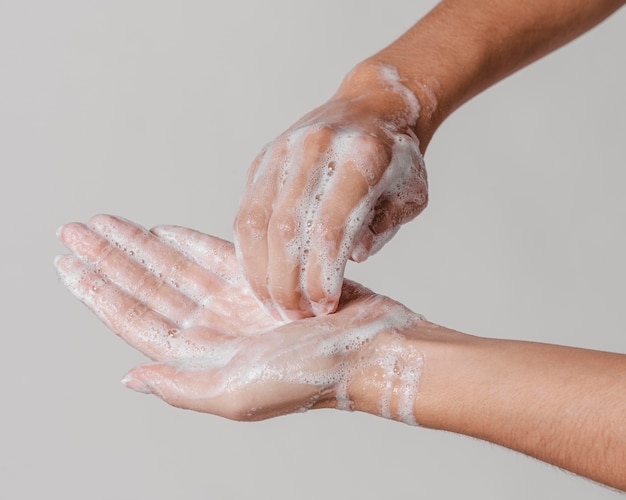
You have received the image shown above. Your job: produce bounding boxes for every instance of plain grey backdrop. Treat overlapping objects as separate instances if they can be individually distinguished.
[1,1,624,498]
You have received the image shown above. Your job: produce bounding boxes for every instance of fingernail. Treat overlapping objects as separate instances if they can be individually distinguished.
[312,301,335,317]
[351,243,369,263]
[284,310,306,321]
[53,255,63,268]
[269,307,284,322]
[56,225,65,239]
[121,373,152,394]
[351,230,374,263]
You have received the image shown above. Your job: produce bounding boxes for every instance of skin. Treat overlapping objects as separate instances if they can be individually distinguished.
[56,216,626,490]
[234,0,625,318]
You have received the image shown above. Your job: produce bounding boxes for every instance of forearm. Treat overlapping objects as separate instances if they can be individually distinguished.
[339,0,624,150]
[352,322,626,490]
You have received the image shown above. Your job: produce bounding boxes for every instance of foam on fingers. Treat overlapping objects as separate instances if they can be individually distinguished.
[55,253,207,361]
[62,221,203,326]
[151,225,239,284]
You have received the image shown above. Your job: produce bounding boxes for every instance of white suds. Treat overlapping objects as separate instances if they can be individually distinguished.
[378,64,421,128]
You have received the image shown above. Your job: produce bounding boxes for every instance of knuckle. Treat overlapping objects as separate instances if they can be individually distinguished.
[303,125,335,151]
[313,217,344,243]
[268,212,298,242]
[351,136,391,186]
[235,205,269,236]
[355,135,391,164]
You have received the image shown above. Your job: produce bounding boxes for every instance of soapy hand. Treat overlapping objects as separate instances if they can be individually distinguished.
[235,65,428,319]
[55,215,425,421]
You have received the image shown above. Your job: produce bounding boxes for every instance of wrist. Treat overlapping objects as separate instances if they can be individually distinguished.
[332,61,439,153]
[346,319,489,427]
[350,2,505,150]
[345,319,459,425]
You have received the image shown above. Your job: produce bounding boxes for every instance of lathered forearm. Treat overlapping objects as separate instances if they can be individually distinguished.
[352,0,625,150]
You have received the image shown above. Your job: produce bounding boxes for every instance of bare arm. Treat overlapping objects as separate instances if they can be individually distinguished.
[352,323,626,490]
[361,0,626,149]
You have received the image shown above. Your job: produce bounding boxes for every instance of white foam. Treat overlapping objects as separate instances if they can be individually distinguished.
[378,64,421,129]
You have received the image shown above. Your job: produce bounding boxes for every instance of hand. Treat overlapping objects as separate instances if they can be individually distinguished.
[234,64,428,319]
[55,215,425,421]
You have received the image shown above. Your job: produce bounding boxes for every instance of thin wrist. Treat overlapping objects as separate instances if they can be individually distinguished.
[332,61,440,153]
[346,320,459,425]
[345,319,488,427]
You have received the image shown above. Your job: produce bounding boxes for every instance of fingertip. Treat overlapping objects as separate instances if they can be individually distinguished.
[56,222,82,245]
[53,254,72,279]
[350,238,372,263]
[121,371,152,394]
[355,229,375,261]
[122,364,178,399]
[53,254,80,278]
[268,306,284,322]
[53,254,64,269]
[89,213,136,235]
[311,300,337,317]
[88,213,112,228]
[268,285,308,321]
[284,309,307,321]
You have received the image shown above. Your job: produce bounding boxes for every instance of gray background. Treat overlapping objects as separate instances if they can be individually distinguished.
[2,1,624,498]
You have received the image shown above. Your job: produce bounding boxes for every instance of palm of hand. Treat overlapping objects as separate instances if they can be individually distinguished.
[56,215,422,421]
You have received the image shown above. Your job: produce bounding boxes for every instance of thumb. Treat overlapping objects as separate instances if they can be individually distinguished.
[122,363,257,421]
[122,363,205,410]
[350,195,426,262]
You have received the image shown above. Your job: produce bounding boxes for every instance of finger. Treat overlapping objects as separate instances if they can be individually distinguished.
[88,214,230,317]
[151,224,278,335]
[122,363,213,411]
[351,138,428,261]
[304,135,390,315]
[348,197,414,262]
[150,225,238,284]
[122,359,291,421]
[234,142,289,314]
[265,128,335,318]
[370,196,424,252]
[123,355,246,417]
[370,181,428,237]
[59,222,200,327]
[54,254,195,361]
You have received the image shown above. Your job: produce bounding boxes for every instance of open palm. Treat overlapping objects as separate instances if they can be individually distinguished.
[56,215,424,421]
